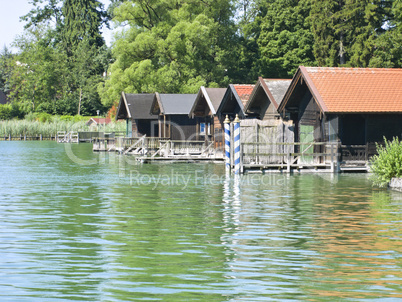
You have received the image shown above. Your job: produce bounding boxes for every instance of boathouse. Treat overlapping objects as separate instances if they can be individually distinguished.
[188,86,226,147]
[278,66,402,166]
[217,84,255,123]
[86,117,111,127]
[241,78,294,165]
[115,92,158,137]
[244,77,291,120]
[150,93,198,140]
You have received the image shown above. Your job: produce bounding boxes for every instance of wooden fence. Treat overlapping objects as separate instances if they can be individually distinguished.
[93,136,209,156]
[0,134,56,141]
[241,141,339,172]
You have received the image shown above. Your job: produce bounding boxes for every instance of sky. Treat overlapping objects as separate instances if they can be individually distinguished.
[0,0,113,53]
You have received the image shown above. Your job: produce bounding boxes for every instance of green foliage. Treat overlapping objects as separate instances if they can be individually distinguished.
[8,0,111,116]
[0,103,25,120]
[62,0,107,54]
[370,137,402,187]
[100,0,237,106]
[0,104,12,120]
[0,46,13,95]
[6,0,402,114]
[253,0,315,77]
[309,0,393,67]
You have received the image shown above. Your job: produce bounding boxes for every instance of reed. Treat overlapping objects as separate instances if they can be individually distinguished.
[0,117,125,137]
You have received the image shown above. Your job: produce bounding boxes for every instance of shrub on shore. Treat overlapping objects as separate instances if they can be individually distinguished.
[370,137,402,187]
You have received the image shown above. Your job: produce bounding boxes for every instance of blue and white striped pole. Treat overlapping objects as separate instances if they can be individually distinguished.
[224,115,231,171]
[234,114,241,174]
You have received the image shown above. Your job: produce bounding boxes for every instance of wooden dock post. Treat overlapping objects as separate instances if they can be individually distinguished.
[330,143,335,173]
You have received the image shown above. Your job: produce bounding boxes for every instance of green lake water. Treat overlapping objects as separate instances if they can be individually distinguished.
[0,141,401,301]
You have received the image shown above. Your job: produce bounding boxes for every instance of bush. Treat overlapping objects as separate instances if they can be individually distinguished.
[36,112,53,123]
[370,137,402,187]
[0,104,12,120]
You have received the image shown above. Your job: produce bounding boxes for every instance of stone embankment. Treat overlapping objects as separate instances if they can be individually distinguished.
[389,178,402,192]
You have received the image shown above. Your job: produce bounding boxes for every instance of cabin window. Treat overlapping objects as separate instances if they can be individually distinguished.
[200,122,211,135]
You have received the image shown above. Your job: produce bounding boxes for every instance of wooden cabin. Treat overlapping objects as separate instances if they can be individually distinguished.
[115,92,159,137]
[216,84,254,122]
[150,93,198,141]
[244,77,291,120]
[278,66,402,164]
[86,117,111,127]
[241,78,293,165]
[188,86,226,147]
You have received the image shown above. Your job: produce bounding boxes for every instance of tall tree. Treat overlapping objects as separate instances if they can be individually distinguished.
[252,0,316,78]
[8,25,68,113]
[0,46,14,96]
[62,0,108,54]
[369,0,402,67]
[100,0,238,108]
[310,0,391,67]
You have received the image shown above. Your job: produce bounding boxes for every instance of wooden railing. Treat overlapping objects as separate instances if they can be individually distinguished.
[94,137,207,155]
[241,142,339,170]
[339,143,378,162]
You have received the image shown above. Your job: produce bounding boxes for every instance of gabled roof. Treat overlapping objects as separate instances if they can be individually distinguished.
[86,117,111,126]
[189,87,226,117]
[151,93,197,115]
[116,92,157,120]
[244,77,291,117]
[217,84,254,118]
[279,66,402,113]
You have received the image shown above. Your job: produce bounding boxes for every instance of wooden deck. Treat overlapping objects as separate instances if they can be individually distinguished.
[136,156,224,163]
[92,137,373,173]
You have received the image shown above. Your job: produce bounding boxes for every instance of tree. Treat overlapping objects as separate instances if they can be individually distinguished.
[369,0,402,67]
[252,0,315,78]
[100,0,238,108]
[62,0,108,55]
[16,0,112,115]
[8,25,68,113]
[0,46,14,96]
[310,0,391,67]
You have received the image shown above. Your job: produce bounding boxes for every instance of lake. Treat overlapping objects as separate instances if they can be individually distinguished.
[0,141,401,301]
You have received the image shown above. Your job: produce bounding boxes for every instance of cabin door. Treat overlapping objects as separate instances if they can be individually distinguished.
[299,124,315,164]
[126,119,132,137]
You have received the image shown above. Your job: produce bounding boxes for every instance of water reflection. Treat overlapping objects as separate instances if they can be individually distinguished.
[0,142,401,301]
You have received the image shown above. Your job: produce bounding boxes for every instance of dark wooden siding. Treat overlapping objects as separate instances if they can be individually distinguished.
[132,119,159,137]
[339,115,366,145]
[169,115,198,141]
[366,114,402,143]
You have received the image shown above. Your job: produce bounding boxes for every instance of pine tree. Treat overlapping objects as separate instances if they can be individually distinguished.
[253,0,315,78]
[310,0,390,67]
[62,0,107,54]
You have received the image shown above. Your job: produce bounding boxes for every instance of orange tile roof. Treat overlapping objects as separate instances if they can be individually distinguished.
[91,117,111,124]
[234,85,254,106]
[303,67,402,112]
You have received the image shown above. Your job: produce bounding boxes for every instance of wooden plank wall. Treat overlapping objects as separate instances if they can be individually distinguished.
[240,119,294,165]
